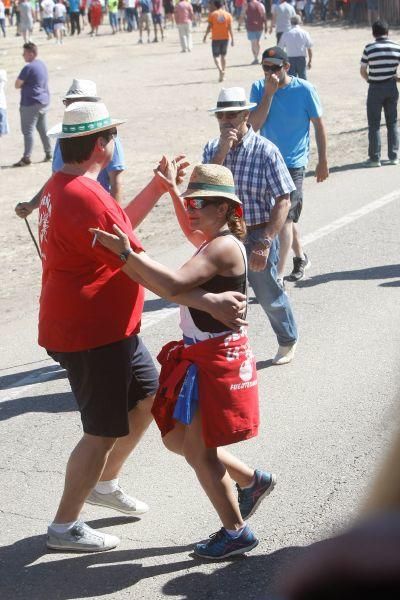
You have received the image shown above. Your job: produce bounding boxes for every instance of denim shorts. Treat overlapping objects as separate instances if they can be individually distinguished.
[288,167,305,223]
[247,30,263,41]
[48,335,159,438]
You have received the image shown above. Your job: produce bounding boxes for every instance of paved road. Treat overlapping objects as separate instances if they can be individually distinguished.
[1,164,400,599]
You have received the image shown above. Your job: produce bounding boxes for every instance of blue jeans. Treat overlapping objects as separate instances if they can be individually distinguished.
[288,56,307,80]
[42,17,53,36]
[367,79,399,161]
[245,232,298,347]
[109,12,118,29]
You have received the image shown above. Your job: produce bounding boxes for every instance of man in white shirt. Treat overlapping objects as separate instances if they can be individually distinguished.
[270,0,295,43]
[41,0,55,39]
[279,15,312,80]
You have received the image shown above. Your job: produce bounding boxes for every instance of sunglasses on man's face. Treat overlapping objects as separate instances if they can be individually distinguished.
[184,197,219,210]
[262,63,283,73]
[215,110,245,120]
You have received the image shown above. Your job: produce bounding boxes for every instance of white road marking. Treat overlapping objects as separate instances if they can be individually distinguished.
[2,189,399,401]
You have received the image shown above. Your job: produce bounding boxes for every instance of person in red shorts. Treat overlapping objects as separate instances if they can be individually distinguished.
[203,0,234,82]
[42,101,248,553]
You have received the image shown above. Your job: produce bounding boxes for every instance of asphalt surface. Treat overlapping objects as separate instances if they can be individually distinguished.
[1,164,400,599]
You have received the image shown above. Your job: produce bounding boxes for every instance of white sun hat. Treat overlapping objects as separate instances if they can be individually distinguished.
[63,79,100,101]
[47,101,126,139]
[209,87,257,113]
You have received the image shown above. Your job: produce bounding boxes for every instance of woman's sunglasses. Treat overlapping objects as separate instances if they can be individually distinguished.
[184,197,219,210]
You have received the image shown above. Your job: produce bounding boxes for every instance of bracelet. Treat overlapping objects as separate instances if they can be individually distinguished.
[252,248,268,257]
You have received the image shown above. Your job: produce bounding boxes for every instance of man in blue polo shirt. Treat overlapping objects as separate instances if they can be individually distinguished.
[249,46,328,284]
[15,79,126,219]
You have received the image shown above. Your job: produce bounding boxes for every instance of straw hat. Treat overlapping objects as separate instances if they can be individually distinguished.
[63,79,100,101]
[47,101,125,139]
[209,87,256,113]
[182,164,242,206]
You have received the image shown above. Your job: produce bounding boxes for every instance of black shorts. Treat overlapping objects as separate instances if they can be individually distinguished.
[193,4,202,13]
[48,335,159,438]
[212,39,229,58]
[288,167,305,223]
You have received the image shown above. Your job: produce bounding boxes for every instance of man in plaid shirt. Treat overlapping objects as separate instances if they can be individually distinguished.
[203,87,298,365]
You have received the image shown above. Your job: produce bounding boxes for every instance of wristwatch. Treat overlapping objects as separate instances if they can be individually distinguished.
[119,248,134,263]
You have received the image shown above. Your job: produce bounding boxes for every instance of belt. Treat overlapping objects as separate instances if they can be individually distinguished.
[247,222,269,231]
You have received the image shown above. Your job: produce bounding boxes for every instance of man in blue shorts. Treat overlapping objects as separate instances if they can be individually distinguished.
[249,46,328,284]
[15,79,126,219]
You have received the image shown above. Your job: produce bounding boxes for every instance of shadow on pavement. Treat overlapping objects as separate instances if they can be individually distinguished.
[0,535,205,600]
[0,392,76,422]
[162,546,304,599]
[144,297,177,313]
[0,364,66,391]
[0,533,303,600]
[294,264,400,289]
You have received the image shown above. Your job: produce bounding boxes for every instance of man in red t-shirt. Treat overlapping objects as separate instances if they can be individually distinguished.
[244,0,266,65]
[40,100,247,553]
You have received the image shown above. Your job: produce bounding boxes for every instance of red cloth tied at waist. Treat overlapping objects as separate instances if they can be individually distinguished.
[151,331,260,448]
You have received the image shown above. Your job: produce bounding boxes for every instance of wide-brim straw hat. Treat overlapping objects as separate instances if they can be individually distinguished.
[63,78,100,101]
[47,101,125,138]
[209,87,256,113]
[181,164,242,206]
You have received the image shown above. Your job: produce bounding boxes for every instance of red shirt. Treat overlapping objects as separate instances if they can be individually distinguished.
[38,172,144,352]
[152,332,259,448]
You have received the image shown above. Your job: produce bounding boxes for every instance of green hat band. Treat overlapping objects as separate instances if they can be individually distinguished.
[62,117,112,134]
[187,182,236,194]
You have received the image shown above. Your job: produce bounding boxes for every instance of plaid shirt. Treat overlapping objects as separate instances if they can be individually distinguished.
[202,126,295,226]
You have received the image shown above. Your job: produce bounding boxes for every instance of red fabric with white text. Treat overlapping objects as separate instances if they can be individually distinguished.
[38,172,144,351]
[152,331,259,448]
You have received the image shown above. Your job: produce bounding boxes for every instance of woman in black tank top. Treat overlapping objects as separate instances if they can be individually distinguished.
[90,163,275,560]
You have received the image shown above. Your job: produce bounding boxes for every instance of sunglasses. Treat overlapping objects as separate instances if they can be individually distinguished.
[262,64,283,73]
[215,110,245,120]
[184,197,219,210]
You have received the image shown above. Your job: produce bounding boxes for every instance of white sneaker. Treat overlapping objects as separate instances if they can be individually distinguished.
[47,521,119,552]
[86,487,149,515]
[272,343,297,365]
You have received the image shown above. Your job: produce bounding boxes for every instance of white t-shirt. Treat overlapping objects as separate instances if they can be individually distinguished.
[279,25,312,57]
[0,69,7,110]
[0,1,5,19]
[272,1,296,34]
[54,2,66,18]
[41,0,55,18]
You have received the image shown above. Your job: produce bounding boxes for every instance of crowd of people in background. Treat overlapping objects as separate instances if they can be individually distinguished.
[0,0,382,43]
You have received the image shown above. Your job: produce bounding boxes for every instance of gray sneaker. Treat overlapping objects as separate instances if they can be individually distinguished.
[86,487,149,515]
[47,521,120,552]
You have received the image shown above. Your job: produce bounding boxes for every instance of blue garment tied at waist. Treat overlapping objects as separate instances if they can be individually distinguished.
[172,336,199,425]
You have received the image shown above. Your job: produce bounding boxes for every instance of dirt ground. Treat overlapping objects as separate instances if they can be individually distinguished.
[1,19,398,326]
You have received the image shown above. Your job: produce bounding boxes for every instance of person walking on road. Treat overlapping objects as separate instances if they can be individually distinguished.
[270,0,295,43]
[360,19,400,168]
[204,87,299,365]
[249,46,328,284]
[40,101,247,552]
[174,0,193,53]
[90,162,277,559]
[14,42,52,167]
[278,14,312,80]
[244,0,266,65]
[203,0,234,82]
[19,0,34,42]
